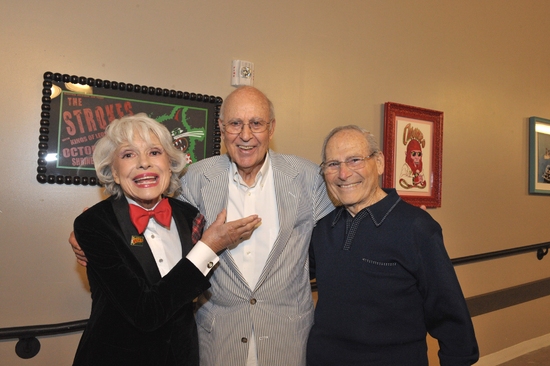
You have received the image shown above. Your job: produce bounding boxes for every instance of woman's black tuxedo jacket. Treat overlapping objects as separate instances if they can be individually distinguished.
[72,196,210,366]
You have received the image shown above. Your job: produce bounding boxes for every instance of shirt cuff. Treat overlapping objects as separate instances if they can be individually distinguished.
[186,240,219,276]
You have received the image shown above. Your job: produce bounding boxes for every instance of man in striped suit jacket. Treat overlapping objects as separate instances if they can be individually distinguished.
[179,86,334,366]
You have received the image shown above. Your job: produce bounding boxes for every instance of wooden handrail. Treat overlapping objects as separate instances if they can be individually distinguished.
[451,242,549,266]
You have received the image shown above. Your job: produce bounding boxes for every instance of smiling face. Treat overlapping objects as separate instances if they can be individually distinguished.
[111,132,172,209]
[323,129,386,216]
[219,87,275,185]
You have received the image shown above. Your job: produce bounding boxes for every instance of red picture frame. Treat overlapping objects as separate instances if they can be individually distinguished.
[382,102,443,208]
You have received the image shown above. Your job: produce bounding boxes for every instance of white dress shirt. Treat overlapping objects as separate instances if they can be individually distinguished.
[227,154,279,289]
[226,154,279,366]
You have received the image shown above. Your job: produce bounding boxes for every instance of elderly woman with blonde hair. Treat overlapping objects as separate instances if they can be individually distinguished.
[72,113,260,366]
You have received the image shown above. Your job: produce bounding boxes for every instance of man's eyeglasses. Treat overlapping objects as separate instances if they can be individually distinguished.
[222,120,271,134]
[410,151,422,157]
[320,152,378,174]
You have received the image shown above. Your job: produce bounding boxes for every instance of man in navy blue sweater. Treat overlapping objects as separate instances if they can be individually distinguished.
[307,125,478,366]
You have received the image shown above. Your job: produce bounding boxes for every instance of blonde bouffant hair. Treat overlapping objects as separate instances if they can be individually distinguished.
[93,113,186,198]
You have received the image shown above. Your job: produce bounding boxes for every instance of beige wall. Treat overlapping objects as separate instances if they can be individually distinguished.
[2,0,550,364]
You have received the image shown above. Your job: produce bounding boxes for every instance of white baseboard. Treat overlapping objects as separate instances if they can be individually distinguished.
[475,333,550,365]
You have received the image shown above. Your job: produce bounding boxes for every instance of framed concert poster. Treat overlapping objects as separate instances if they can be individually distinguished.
[37,71,222,186]
[382,102,443,208]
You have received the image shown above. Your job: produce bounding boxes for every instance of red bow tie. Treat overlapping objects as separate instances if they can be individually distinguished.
[129,198,172,234]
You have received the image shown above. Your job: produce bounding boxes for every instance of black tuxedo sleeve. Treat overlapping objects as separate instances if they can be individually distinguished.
[74,203,210,332]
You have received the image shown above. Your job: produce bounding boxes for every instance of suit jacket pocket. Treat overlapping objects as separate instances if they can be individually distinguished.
[195,306,215,333]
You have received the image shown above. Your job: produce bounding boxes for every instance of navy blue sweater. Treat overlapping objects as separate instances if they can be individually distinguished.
[307,189,478,366]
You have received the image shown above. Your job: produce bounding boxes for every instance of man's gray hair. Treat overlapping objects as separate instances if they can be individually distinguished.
[321,125,380,162]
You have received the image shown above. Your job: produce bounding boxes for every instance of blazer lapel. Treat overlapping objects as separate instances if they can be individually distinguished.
[201,155,230,225]
[111,196,161,284]
[200,155,249,284]
[169,198,194,256]
[255,151,300,289]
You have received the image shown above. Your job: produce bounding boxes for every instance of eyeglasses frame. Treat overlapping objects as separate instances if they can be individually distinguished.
[320,151,379,174]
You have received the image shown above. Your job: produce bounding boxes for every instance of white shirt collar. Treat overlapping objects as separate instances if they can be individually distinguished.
[229,152,271,190]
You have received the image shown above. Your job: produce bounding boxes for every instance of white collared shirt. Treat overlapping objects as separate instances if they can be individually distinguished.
[127,197,218,277]
[226,153,279,290]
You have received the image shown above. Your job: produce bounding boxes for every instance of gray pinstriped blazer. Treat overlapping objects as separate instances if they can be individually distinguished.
[179,150,334,366]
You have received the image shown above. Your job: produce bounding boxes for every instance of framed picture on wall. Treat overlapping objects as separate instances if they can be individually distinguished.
[529,116,550,195]
[37,72,222,186]
[382,102,443,208]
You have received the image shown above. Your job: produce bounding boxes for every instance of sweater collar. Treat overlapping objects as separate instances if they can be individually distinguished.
[331,188,401,228]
